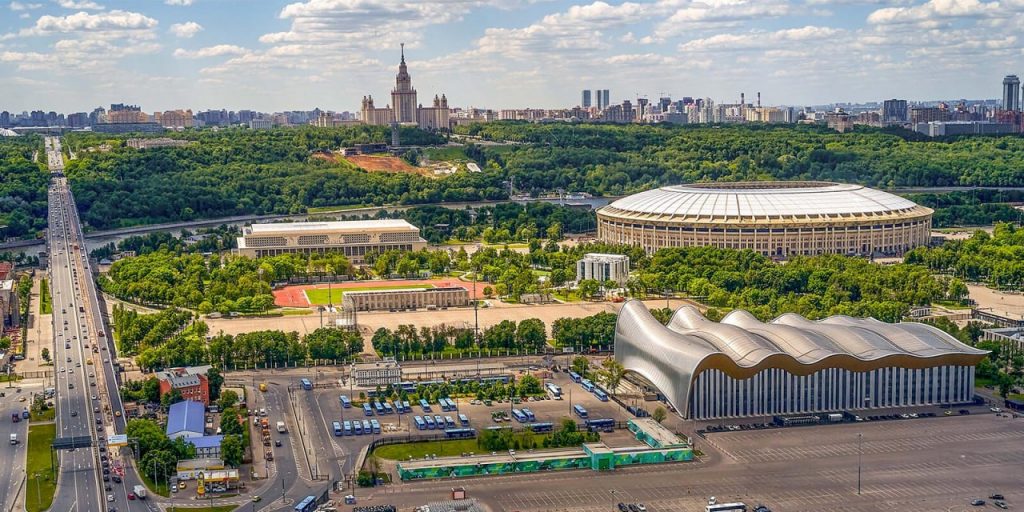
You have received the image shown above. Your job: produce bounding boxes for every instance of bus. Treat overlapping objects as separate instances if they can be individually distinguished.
[332,421,343,436]
[402,401,411,413]
[419,399,432,412]
[511,409,527,423]
[362,420,371,434]
[573,404,588,419]
[546,383,562,399]
[374,402,385,415]
[294,496,317,512]
[594,388,609,402]
[299,378,313,390]
[706,503,748,512]
[399,381,417,393]
[568,371,582,383]
[370,419,381,434]
[383,402,394,415]
[438,398,450,411]
[585,418,615,431]
[434,415,444,428]
[486,425,512,431]
[526,422,554,433]
[353,421,363,435]
[339,395,352,408]
[424,415,436,429]
[444,415,456,428]
[581,379,595,392]
[343,420,352,436]
[363,403,373,416]
[414,416,426,430]
[444,428,476,439]
[458,413,470,426]
[521,408,536,421]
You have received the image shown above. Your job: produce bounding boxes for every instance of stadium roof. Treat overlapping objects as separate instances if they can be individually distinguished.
[602,181,924,219]
[166,400,205,437]
[614,301,988,417]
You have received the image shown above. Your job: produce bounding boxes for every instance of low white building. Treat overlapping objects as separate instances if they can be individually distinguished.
[352,357,402,387]
[576,253,630,286]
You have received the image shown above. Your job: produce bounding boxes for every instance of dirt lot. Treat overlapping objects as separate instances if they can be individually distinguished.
[968,284,1024,321]
[206,299,695,339]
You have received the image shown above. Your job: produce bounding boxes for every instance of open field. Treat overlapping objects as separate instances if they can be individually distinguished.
[968,284,1024,321]
[25,423,56,512]
[343,154,427,175]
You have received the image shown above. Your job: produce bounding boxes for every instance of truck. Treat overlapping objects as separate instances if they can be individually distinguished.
[133,485,147,499]
[276,421,287,433]
[9,433,17,445]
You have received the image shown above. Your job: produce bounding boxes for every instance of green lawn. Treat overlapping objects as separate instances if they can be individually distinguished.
[307,203,371,214]
[305,284,434,305]
[423,146,468,161]
[0,374,23,382]
[138,469,170,497]
[25,423,56,512]
[31,408,55,422]
[975,377,995,389]
[1009,393,1024,402]
[39,278,52,314]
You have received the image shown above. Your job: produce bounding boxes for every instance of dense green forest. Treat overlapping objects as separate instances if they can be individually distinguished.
[906,222,1024,290]
[458,122,1024,191]
[62,127,504,230]
[0,136,47,239]
[904,189,1024,228]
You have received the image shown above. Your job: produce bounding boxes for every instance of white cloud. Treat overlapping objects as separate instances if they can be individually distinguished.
[165,0,194,5]
[173,44,249,59]
[169,21,202,38]
[9,1,43,10]
[56,0,104,10]
[679,25,844,51]
[867,0,1001,25]
[26,10,157,34]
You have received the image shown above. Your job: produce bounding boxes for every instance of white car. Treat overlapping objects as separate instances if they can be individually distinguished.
[59,367,65,373]
[106,494,114,502]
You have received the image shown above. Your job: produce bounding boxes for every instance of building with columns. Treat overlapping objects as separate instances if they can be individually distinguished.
[361,44,450,132]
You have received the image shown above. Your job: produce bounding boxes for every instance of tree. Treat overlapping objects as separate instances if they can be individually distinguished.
[515,318,547,352]
[518,374,543,396]
[125,418,170,459]
[40,347,50,363]
[578,279,600,299]
[221,434,244,467]
[0,337,10,351]
[597,358,626,396]
[141,449,178,485]
[220,407,244,437]
[652,406,667,424]
[218,389,240,411]
[483,286,493,298]
[142,377,161,403]
[160,388,183,408]
[571,356,589,377]
[207,367,224,400]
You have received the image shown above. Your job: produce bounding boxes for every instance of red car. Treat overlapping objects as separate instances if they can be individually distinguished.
[127,493,135,501]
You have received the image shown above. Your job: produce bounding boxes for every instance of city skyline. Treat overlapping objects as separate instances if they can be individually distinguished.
[1,0,1023,113]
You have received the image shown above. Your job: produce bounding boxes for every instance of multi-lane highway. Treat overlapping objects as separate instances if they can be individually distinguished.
[45,136,149,512]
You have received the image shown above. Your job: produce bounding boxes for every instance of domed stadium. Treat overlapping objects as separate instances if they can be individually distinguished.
[596,181,933,257]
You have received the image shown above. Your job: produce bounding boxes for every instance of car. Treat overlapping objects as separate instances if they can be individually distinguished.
[70,411,77,417]
[104,484,112,491]
[251,495,262,502]
[617,503,627,512]
[91,395,97,400]
[274,440,282,447]
[178,482,186,489]
[637,505,648,512]
[995,501,1008,509]
[98,446,106,452]
[127,493,135,500]
[945,410,953,416]
[75,362,81,367]
[111,475,121,483]
[102,475,109,482]
[972,499,986,506]
[96,425,103,431]
[59,367,65,373]
[991,407,1002,412]
[106,494,114,502]
[68,383,74,389]
[102,468,109,475]
[66,357,71,362]
[18,396,26,402]
[991,494,1005,500]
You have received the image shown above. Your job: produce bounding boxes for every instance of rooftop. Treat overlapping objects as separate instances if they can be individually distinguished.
[601,181,927,219]
[166,400,205,436]
[247,219,419,234]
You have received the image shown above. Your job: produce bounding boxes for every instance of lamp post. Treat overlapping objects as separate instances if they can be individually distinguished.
[857,432,863,495]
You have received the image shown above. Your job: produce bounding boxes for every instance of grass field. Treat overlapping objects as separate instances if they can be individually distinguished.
[138,470,170,497]
[26,423,56,512]
[32,408,55,422]
[306,203,371,214]
[305,284,434,305]
[39,278,52,314]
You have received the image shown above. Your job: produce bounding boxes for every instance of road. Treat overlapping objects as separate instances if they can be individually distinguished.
[0,384,31,510]
[45,136,148,512]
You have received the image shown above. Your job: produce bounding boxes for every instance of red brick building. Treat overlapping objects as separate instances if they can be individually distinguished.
[156,365,212,405]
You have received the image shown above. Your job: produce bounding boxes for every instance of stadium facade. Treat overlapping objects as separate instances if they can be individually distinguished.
[615,301,987,420]
[596,181,933,257]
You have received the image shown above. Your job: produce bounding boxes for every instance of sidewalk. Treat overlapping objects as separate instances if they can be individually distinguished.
[19,275,53,379]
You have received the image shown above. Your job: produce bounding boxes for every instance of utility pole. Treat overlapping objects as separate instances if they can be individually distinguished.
[857,433,863,495]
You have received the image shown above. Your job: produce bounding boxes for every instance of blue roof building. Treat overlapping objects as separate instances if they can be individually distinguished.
[166,400,205,439]
[186,435,224,458]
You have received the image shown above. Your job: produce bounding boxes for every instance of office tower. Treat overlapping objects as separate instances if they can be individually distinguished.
[582,90,592,108]
[882,99,909,124]
[601,90,610,110]
[1003,75,1021,111]
[596,88,604,110]
[659,97,671,113]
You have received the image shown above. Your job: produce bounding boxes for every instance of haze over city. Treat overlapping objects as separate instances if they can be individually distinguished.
[2,0,1023,112]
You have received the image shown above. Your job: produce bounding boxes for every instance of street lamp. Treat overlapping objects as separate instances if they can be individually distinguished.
[857,432,863,495]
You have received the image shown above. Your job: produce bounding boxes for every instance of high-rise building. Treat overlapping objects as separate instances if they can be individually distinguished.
[0,111,9,128]
[582,90,592,108]
[1003,75,1021,111]
[361,45,450,131]
[391,43,418,123]
[602,90,610,110]
[882,99,909,124]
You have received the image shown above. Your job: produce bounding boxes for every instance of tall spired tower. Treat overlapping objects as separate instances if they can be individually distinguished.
[391,43,418,124]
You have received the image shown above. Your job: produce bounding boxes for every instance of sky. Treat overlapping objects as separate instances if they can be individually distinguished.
[0,0,1022,113]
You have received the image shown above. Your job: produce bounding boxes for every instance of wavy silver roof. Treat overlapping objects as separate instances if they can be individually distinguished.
[614,301,988,417]
[601,181,922,219]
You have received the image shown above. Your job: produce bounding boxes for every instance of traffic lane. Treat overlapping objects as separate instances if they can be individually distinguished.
[0,394,29,510]
[311,389,359,476]
[254,385,301,511]
[295,388,344,480]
